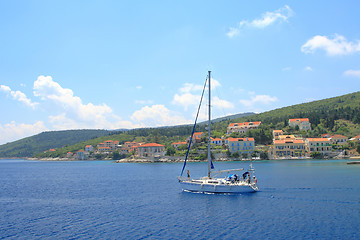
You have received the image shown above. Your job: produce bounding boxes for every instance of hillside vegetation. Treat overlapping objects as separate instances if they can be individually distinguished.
[0,130,112,157]
[1,91,360,158]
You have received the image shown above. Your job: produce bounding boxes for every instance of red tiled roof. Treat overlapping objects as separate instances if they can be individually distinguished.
[227,137,255,142]
[330,134,347,138]
[172,142,187,145]
[211,138,222,141]
[139,143,165,147]
[229,121,261,127]
[274,139,304,144]
[307,138,330,142]
[289,118,309,122]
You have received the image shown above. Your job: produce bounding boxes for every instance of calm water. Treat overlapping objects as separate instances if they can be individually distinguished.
[0,159,359,239]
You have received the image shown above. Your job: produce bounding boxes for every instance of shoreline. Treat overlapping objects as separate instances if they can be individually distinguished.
[2,155,357,162]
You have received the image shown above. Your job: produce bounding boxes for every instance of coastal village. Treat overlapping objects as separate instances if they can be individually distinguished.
[46,118,360,161]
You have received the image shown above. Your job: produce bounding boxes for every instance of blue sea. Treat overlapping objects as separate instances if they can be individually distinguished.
[1,159,359,239]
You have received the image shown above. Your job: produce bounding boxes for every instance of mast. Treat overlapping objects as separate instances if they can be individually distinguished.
[208,71,211,178]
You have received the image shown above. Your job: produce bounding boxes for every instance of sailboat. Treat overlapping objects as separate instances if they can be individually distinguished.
[178,71,259,193]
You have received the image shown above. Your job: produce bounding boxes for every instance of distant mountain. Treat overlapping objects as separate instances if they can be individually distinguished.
[0,129,112,158]
[199,112,255,124]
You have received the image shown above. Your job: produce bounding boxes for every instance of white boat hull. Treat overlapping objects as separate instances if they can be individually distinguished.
[179,180,258,193]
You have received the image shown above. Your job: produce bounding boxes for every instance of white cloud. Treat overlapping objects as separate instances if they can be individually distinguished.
[301,34,360,56]
[0,85,38,108]
[227,5,293,38]
[304,66,313,71]
[130,104,190,127]
[0,121,48,145]
[136,86,142,90]
[240,94,278,108]
[343,69,360,78]
[212,96,234,109]
[172,92,201,110]
[172,79,222,110]
[32,75,130,130]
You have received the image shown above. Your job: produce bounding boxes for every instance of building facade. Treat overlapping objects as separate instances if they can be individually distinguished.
[305,138,332,154]
[227,121,261,135]
[137,143,165,158]
[224,137,255,154]
[271,139,305,158]
[288,118,311,131]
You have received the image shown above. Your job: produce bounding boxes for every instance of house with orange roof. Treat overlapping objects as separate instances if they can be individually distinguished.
[278,135,297,140]
[328,134,348,146]
[76,149,88,160]
[350,134,360,141]
[121,141,142,154]
[305,138,332,154]
[187,132,204,144]
[104,140,118,149]
[272,130,284,139]
[224,137,255,154]
[137,143,165,158]
[227,121,261,135]
[98,146,111,153]
[211,137,222,146]
[85,145,94,152]
[270,139,305,158]
[172,141,187,150]
[288,118,311,131]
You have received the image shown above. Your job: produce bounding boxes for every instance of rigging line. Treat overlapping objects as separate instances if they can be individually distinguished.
[180,75,208,177]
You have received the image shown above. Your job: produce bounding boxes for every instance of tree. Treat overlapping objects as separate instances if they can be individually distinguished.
[310,152,322,159]
[231,152,240,158]
[242,153,248,159]
[166,147,176,156]
[260,151,269,160]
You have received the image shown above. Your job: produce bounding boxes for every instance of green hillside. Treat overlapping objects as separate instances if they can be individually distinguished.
[2,91,360,158]
[0,129,112,157]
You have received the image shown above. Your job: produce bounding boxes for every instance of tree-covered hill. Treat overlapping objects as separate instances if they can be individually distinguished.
[0,129,112,158]
[2,91,360,158]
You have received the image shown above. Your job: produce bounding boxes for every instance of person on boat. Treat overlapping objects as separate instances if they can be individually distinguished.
[253,176,257,184]
[233,174,238,182]
[242,172,249,180]
[187,170,190,180]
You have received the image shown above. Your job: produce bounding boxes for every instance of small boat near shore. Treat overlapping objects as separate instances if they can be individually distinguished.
[347,161,360,165]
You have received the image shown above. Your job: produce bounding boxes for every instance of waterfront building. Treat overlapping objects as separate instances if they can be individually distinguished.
[76,150,88,160]
[270,139,305,158]
[137,143,165,158]
[227,121,261,135]
[224,137,255,154]
[288,118,311,131]
[328,134,348,146]
[305,138,332,154]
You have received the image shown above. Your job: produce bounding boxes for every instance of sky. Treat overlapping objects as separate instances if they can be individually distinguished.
[1,0,360,145]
